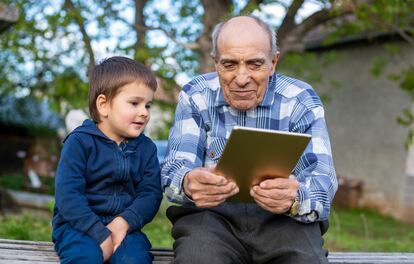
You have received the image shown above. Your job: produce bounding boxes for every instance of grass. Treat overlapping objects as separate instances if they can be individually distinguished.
[325,207,414,252]
[0,172,25,190]
[142,199,173,248]
[0,172,55,195]
[0,214,52,241]
[1,201,413,252]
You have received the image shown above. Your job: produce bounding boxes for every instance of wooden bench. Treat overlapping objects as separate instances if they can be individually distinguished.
[1,239,413,263]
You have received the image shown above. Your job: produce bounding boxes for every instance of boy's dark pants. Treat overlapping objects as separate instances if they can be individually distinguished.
[167,202,329,264]
[52,223,152,264]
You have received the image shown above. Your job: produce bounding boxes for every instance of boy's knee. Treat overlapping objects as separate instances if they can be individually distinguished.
[111,247,152,264]
[61,246,102,264]
[110,232,152,264]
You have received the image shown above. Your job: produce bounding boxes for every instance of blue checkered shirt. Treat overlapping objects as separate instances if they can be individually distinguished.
[161,72,337,222]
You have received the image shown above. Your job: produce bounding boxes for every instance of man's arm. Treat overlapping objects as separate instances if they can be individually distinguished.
[161,87,238,206]
[252,105,338,222]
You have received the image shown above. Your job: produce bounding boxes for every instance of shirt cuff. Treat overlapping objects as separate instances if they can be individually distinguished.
[120,209,144,232]
[86,221,112,245]
[165,167,194,204]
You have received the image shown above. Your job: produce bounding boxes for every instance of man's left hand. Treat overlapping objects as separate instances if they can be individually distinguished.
[250,178,299,214]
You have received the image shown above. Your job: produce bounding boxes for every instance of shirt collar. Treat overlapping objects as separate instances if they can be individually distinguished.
[214,73,277,108]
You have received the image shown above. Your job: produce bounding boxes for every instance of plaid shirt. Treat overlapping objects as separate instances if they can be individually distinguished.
[161,72,337,222]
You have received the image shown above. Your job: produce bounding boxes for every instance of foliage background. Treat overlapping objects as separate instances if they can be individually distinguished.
[1,0,413,140]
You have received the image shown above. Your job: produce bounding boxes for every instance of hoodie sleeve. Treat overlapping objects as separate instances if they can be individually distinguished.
[120,143,163,232]
[55,134,111,244]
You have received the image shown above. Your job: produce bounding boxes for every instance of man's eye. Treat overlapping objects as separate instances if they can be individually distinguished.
[249,62,263,70]
[222,63,236,70]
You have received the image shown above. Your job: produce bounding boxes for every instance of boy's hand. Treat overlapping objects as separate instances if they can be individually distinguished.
[100,235,113,262]
[107,216,129,252]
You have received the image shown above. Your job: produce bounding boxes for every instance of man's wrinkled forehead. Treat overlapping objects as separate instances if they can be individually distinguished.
[217,17,271,55]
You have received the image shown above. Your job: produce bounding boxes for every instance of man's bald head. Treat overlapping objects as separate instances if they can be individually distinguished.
[210,15,277,59]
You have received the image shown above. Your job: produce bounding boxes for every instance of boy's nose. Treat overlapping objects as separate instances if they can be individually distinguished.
[138,107,149,117]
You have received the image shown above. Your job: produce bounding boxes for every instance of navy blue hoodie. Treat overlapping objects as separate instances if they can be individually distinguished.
[52,119,162,245]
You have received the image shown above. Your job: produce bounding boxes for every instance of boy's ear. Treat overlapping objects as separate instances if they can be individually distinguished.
[96,94,109,118]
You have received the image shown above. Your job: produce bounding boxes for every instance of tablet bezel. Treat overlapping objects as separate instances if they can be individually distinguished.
[215,126,311,203]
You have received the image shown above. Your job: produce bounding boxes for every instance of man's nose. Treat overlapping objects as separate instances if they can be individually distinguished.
[235,66,250,86]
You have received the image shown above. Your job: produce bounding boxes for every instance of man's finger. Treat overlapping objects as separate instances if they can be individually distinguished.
[191,169,228,185]
[193,182,238,198]
[259,178,298,189]
[252,185,294,200]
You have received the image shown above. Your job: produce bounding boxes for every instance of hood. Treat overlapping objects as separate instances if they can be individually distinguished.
[64,119,144,148]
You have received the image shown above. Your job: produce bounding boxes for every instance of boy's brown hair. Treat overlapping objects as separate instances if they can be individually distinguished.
[88,56,157,123]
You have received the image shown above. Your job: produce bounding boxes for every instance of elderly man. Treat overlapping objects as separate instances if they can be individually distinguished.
[161,15,337,264]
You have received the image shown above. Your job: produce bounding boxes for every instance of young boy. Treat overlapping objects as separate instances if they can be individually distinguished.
[52,56,163,264]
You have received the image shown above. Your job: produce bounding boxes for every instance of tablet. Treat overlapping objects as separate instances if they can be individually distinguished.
[215,126,311,202]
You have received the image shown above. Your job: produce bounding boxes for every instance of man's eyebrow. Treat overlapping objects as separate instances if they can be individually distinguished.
[219,58,238,64]
[246,58,266,63]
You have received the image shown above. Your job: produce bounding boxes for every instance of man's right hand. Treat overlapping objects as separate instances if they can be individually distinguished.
[183,167,239,208]
[100,235,113,262]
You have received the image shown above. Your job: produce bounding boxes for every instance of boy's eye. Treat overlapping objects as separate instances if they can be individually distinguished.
[130,102,138,106]
[146,104,152,109]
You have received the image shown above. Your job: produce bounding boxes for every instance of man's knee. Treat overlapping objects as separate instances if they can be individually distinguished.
[171,213,250,264]
[173,237,246,264]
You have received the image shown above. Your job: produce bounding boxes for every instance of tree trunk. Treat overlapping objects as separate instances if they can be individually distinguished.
[134,0,148,64]
[197,0,232,73]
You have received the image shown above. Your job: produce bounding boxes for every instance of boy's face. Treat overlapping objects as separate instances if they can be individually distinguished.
[97,81,154,144]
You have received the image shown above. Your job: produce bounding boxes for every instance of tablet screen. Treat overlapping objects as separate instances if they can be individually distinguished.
[215,126,311,202]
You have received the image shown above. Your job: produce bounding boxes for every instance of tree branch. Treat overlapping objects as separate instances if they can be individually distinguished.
[136,24,200,50]
[293,9,332,38]
[281,8,349,53]
[389,24,414,47]
[63,0,95,71]
[238,0,265,15]
[277,0,305,42]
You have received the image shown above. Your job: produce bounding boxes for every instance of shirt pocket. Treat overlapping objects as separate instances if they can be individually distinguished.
[205,137,227,166]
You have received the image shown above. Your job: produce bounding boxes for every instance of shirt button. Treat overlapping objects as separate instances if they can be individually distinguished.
[210,151,216,158]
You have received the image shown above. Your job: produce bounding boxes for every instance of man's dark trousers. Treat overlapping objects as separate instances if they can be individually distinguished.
[167,202,329,264]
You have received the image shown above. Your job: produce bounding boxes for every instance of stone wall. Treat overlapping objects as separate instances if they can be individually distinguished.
[309,40,414,223]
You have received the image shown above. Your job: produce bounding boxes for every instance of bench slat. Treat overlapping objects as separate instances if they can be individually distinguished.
[1,239,413,263]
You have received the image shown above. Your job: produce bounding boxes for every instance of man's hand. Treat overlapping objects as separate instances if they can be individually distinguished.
[183,167,239,208]
[100,235,113,262]
[250,178,299,214]
[107,216,129,252]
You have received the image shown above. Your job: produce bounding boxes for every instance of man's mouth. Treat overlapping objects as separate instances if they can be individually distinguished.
[230,90,255,98]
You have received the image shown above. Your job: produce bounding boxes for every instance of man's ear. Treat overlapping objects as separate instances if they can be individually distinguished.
[270,51,280,74]
[96,94,109,118]
[211,54,219,71]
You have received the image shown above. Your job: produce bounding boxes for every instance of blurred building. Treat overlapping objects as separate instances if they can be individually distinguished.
[0,3,18,33]
[303,15,414,223]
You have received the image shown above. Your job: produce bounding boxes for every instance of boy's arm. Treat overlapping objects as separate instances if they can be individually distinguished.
[119,143,162,232]
[55,134,111,244]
